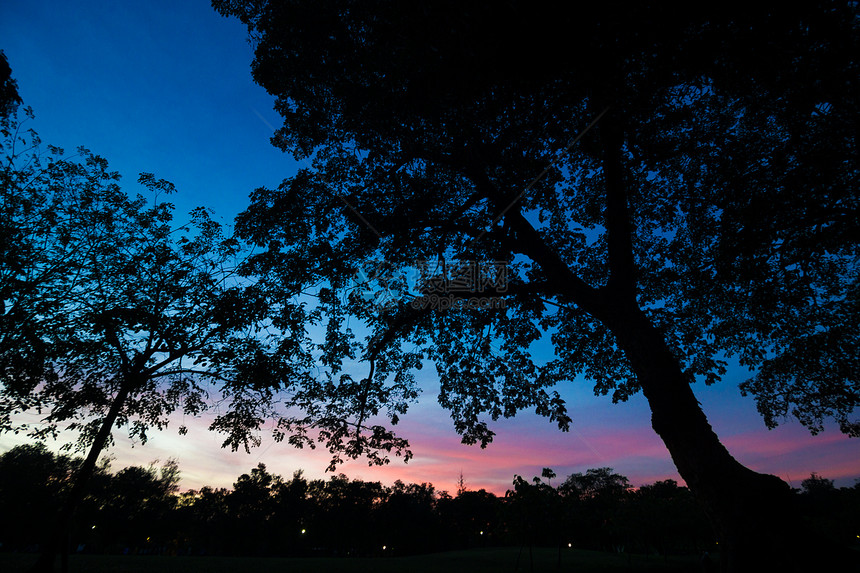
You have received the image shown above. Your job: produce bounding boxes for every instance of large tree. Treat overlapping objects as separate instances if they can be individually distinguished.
[0,95,311,571]
[214,2,858,571]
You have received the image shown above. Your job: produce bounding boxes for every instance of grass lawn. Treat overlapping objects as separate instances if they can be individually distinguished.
[0,547,701,572]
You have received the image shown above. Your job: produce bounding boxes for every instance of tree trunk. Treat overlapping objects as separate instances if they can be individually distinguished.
[608,308,829,572]
[586,111,837,571]
[29,378,135,573]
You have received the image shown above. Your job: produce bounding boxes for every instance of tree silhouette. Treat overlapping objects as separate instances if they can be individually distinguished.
[176,486,231,555]
[5,452,853,560]
[506,472,563,569]
[96,460,180,552]
[306,473,388,555]
[621,479,711,558]
[0,94,309,570]
[214,3,857,570]
[0,445,80,551]
[226,463,283,555]
[436,487,503,550]
[800,473,836,496]
[375,480,439,554]
[269,470,312,555]
[558,468,631,552]
[796,472,843,547]
[558,467,631,501]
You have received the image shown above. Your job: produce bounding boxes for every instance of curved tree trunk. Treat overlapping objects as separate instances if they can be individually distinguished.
[29,378,134,573]
[609,308,820,572]
[584,110,837,572]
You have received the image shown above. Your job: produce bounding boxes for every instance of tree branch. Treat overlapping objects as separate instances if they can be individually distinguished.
[601,112,637,303]
[406,145,609,318]
[466,170,605,316]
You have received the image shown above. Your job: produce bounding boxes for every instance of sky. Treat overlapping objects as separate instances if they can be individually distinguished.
[1,0,858,495]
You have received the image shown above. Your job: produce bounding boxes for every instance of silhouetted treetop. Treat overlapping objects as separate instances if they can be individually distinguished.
[559,467,631,500]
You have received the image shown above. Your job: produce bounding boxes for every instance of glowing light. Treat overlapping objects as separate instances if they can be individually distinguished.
[568,543,572,548]
[91,526,96,530]
[382,545,387,550]
[301,529,306,535]
[479,531,484,535]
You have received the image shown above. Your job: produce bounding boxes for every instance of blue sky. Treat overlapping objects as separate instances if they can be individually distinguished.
[1,0,296,221]
[1,0,858,494]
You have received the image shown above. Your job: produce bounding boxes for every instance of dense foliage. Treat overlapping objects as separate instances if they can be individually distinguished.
[2,446,857,560]
[212,4,858,567]
[0,86,307,571]
[0,110,290,452]
[215,0,859,456]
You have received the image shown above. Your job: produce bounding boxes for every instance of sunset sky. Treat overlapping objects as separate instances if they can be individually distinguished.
[1,0,857,495]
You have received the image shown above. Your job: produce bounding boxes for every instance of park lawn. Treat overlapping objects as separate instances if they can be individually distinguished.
[0,547,701,572]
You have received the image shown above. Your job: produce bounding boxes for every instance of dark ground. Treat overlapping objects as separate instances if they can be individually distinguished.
[0,547,702,573]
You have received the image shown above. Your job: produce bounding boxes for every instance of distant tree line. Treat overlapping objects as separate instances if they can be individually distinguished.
[1,444,858,560]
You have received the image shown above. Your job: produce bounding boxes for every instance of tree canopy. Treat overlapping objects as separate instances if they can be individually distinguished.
[0,81,308,570]
[217,0,858,450]
[215,2,857,569]
[0,118,290,453]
